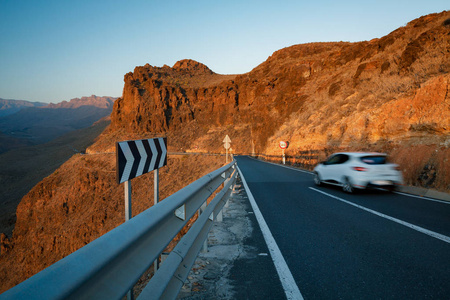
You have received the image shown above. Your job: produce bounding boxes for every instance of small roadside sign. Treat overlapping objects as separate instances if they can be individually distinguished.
[116,137,167,184]
[223,135,231,150]
[223,135,231,163]
[116,137,167,221]
[279,140,288,165]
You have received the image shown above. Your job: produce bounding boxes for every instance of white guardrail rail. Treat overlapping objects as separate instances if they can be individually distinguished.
[1,161,237,300]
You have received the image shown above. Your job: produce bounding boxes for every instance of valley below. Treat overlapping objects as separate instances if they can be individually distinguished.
[0,119,110,237]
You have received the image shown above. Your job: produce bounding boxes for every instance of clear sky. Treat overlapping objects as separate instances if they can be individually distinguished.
[0,0,448,103]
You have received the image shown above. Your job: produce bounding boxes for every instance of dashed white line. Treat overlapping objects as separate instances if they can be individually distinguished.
[237,165,304,300]
[309,187,450,244]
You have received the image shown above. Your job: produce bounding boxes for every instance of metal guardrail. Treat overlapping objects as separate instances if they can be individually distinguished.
[1,161,237,300]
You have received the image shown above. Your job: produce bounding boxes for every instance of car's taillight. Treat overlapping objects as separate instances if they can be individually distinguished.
[393,166,401,171]
[352,166,368,171]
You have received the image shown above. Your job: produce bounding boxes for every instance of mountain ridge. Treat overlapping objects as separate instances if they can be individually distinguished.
[0,99,47,117]
[108,11,449,159]
[0,96,117,153]
[43,95,116,109]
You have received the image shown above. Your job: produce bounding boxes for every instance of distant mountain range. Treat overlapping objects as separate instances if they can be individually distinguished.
[0,99,47,117]
[0,95,116,153]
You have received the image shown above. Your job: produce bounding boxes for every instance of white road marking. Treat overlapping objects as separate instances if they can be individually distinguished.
[247,156,313,174]
[309,187,450,244]
[237,165,304,300]
[249,156,449,204]
[394,191,450,204]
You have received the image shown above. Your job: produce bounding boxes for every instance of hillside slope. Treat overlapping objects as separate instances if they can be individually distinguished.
[107,11,449,189]
[1,11,449,293]
[0,119,110,237]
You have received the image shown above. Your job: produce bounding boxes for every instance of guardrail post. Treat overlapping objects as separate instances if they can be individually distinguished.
[199,201,207,215]
[217,209,223,222]
[199,201,208,252]
[217,177,231,222]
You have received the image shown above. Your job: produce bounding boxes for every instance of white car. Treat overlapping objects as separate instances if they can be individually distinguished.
[313,152,403,193]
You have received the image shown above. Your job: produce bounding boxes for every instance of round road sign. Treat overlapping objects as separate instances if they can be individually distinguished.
[279,141,288,149]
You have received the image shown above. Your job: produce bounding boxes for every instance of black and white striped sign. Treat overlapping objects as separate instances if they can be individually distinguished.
[116,137,167,184]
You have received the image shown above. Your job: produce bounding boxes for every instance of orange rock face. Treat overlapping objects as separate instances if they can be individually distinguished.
[109,12,449,156]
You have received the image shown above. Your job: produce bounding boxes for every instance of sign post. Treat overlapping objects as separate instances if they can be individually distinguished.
[223,135,231,163]
[116,137,167,297]
[279,140,288,165]
[124,181,132,221]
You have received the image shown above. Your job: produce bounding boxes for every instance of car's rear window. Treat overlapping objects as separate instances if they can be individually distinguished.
[360,155,387,164]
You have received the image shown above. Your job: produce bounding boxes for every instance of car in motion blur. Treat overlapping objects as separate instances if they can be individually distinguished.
[313,152,403,193]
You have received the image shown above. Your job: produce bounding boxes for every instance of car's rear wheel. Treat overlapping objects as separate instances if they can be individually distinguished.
[343,178,354,193]
[314,172,322,186]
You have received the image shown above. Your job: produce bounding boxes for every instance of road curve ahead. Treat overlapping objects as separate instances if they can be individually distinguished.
[235,156,450,299]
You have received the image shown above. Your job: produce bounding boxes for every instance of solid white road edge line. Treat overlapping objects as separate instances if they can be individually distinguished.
[309,187,450,244]
[247,156,313,174]
[237,165,304,300]
[394,191,450,204]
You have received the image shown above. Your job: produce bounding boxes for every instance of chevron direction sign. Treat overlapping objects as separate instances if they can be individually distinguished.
[116,137,167,184]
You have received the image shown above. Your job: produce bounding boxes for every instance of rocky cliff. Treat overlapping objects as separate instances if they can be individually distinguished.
[110,12,449,155]
[109,11,449,188]
[1,11,449,293]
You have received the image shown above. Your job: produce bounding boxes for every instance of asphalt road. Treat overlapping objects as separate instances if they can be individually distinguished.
[235,156,450,299]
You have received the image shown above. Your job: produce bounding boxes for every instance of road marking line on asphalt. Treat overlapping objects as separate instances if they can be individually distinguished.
[247,156,313,174]
[394,191,450,204]
[237,165,304,300]
[309,187,450,244]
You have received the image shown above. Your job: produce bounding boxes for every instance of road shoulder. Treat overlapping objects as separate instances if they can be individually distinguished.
[177,176,285,299]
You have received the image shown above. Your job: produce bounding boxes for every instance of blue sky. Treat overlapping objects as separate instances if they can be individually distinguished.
[0,0,448,103]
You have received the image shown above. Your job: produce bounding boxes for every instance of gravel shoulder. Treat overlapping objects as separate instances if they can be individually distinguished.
[177,176,285,299]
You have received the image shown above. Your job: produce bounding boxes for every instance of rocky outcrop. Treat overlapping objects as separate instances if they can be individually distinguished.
[172,59,214,74]
[110,11,449,156]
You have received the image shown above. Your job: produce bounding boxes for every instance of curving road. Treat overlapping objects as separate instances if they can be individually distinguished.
[235,156,450,299]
